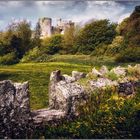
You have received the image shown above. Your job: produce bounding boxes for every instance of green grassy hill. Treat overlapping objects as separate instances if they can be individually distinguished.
[0,55,137,110]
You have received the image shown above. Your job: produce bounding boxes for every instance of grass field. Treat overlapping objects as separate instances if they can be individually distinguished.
[0,55,137,110]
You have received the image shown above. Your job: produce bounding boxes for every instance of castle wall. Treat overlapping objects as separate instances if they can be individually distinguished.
[39,17,52,38]
[38,17,74,38]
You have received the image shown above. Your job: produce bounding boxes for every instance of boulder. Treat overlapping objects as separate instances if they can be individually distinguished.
[49,70,88,116]
[0,80,32,139]
[63,74,76,83]
[50,70,64,82]
[72,71,86,80]
[99,65,109,75]
[110,66,126,77]
[118,82,135,96]
[118,81,140,96]
[92,67,102,77]
[89,78,118,89]
[32,109,66,125]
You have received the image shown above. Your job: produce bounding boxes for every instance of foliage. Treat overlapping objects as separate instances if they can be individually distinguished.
[0,55,137,109]
[41,34,63,55]
[91,43,108,56]
[32,86,140,139]
[8,20,32,58]
[119,6,140,49]
[105,71,118,81]
[75,19,117,54]
[0,52,19,65]
[116,47,140,62]
[116,17,129,35]
[104,36,125,56]
[61,25,77,54]
[0,20,32,61]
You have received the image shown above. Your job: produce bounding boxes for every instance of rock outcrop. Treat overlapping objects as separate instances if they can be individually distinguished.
[89,78,118,89]
[49,70,88,116]
[0,80,32,139]
[0,64,139,138]
[99,65,109,75]
[72,71,86,80]
[92,67,102,77]
[110,66,126,77]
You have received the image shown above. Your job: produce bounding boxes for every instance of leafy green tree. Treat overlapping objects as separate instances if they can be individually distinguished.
[62,25,76,54]
[41,34,63,55]
[31,21,41,49]
[116,17,129,35]
[14,20,32,58]
[75,19,117,54]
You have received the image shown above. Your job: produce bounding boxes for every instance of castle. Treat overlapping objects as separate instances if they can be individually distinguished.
[38,17,74,38]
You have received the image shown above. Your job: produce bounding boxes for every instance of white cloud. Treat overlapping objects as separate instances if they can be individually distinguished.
[0,1,139,30]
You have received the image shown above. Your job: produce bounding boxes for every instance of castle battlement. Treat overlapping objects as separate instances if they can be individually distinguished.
[38,17,74,38]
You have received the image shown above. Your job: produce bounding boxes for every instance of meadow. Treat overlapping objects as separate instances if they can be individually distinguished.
[0,55,137,110]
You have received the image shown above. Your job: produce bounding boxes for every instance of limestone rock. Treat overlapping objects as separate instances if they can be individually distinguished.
[119,82,135,96]
[110,66,126,77]
[89,78,118,89]
[63,74,76,83]
[99,65,109,75]
[32,109,66,125]
[49,70,88,116]
[50,70,64,82]
[0,80,32,139]
[92,67,102,77]
[72,71,86,80]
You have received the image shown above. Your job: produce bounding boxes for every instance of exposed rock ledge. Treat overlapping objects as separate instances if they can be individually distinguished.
[0,64,140,138]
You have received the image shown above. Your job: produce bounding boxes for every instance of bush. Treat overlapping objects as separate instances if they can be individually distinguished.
[33,86,140,139]
[21,47,52,62]
[0,52,19,65]
[115,47,140,62]
[75,19,117,54]
[41,34,63,55]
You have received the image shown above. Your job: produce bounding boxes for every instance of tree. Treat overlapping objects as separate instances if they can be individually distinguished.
[41,34,63,55]
[75,19,117,54]
[7,20,32,58]
[62,25,76,54]
[30,22,41,50]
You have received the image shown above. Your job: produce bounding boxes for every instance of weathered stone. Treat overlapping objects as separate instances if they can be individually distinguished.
[99,65,109,75]
[0,64,140,138]
[32,109,66,125]
[110,66,126,77]
[72,71,86,80]
[0,80,32,139]
[63,74,76,83]
[38,17,75,38]
[49,70,88,116]
[89,78,118,89]
[118,81,140,96]
[92,67,102,77]
[119,82,135,96]
[50,70,64,82]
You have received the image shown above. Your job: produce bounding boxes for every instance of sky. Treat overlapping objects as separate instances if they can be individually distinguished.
[0,1,140,30]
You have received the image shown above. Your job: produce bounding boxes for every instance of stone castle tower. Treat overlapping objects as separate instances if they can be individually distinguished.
[38,17,74,38]
[38,17,52,38]
[56,18,74,34]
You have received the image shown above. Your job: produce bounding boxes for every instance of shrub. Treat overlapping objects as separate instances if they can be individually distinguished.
[115,47,140,62]
[33,86,140,139]
[41,34,63,55]
[75,19,117,54]
[0,52,19,65]
[21,47,52,62]
[105,71,118,81]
